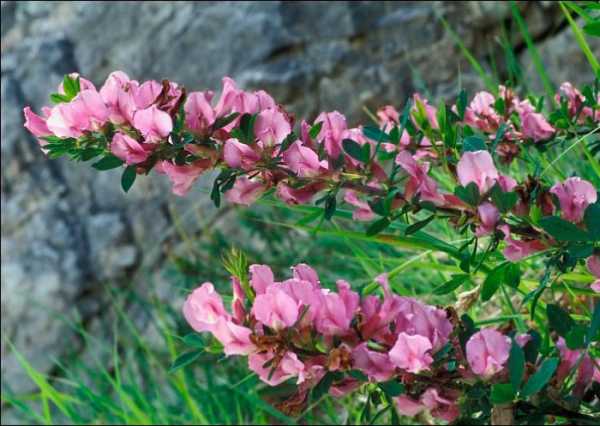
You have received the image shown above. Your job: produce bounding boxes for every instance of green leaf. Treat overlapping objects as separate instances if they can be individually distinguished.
[212,112,240,130]
[504,263,521,288]
[494,97,506,115]
[279,132,298,153]
[583,21,600,37]
[538,216,590,242]
[389,126,400,144]
[481,263,506,301]
[366,217,391,236]
[309,121,323,140]
[378,380,405,397]
[523,330,541,364]
[342,139,370,163]
[584,202,600,241]
[362,126,390,142]
[240,113,257,144]
[490,184,518,213]
[324,195,337,220]
[182,333,205,348]
[509,341,525,391]
[521,357,559,397]
[168,350,202,373]
[547,304,575,337]
[565,325,587,350]
[49,93,72,104]
[62,75,80,99]
[210,181,221,208]
[92,155,125,170]
[348,369,369,382]
[457,89,468,120]
[405,214,435,235]
[121,165,137,193]
[587,302,600,345]
[41,135,66,144]
[433,274,470,295]
[491,383,515,404]
[454,182,480,206]
[312,371,342,400]
[463,135,487,152]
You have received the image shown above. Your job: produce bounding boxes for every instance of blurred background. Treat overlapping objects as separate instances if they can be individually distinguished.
[1,1,598,424]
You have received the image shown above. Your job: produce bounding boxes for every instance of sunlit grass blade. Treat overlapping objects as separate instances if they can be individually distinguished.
[559,1,600,76]
[438,16,497,92]
[510,1,556,103]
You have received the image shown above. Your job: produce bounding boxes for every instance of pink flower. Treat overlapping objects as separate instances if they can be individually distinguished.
[110,132,152,165]
[292,264,320,288]
[249,264,275,295]
[23,107,52,145]
[556,82,584,118]
[224,177,265,206]
[550,177,597,223]
[276,182,319,205]
[248,351,305,386]
[475,202,500,237]
[279,278,323,324]
[161,159,210,196]
[344,190,375,221]
[133,80,162,109]
[587,256,600,292]
[315,111,347,158]
[499,225,546,261]
[395,151,445,205]
[412,94,439,129]
[497,175,517,192]
[394,297,453,351]
[420,388,460,422]
[515,333,532,348]
[394,388,459,422]
[389,332,434,373]
[212,317,255,356]
[46,90,109,138]
[394,395,426,418]
[133,105,173,142]
[99,71,137,124]
[282,141,327,177]
[223,138,260,170]
[231,277,246,324]
[521,111,555,142]
[466,328,511,377]
[185,91,216,135]
[252,285,300,330]
[254,108,291,146]
[457,150,499,194]
[315,280,359,336]
[464,91,501,133]
[183,283,229,333]
[377,105,399,132]
[214,76,240,118]
[352,343,395,381]
[555,337,596,395]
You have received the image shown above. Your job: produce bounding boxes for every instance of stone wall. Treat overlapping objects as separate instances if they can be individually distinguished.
[1,0,597,399]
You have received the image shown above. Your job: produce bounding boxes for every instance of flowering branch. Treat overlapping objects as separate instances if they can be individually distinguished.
[23,71,600,423]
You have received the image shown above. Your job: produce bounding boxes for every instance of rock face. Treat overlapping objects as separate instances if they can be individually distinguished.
[0,0,597,397]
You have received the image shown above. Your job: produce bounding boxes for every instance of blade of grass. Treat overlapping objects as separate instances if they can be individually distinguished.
[510,1,556,103]
[559,1,600,76]
[438,16,497,92]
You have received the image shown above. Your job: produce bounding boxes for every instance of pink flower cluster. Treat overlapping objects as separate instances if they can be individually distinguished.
[23,73,598,270]
[182,264,532,422]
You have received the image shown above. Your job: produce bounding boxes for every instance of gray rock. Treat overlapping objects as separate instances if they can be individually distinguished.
[0,1,595,409]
